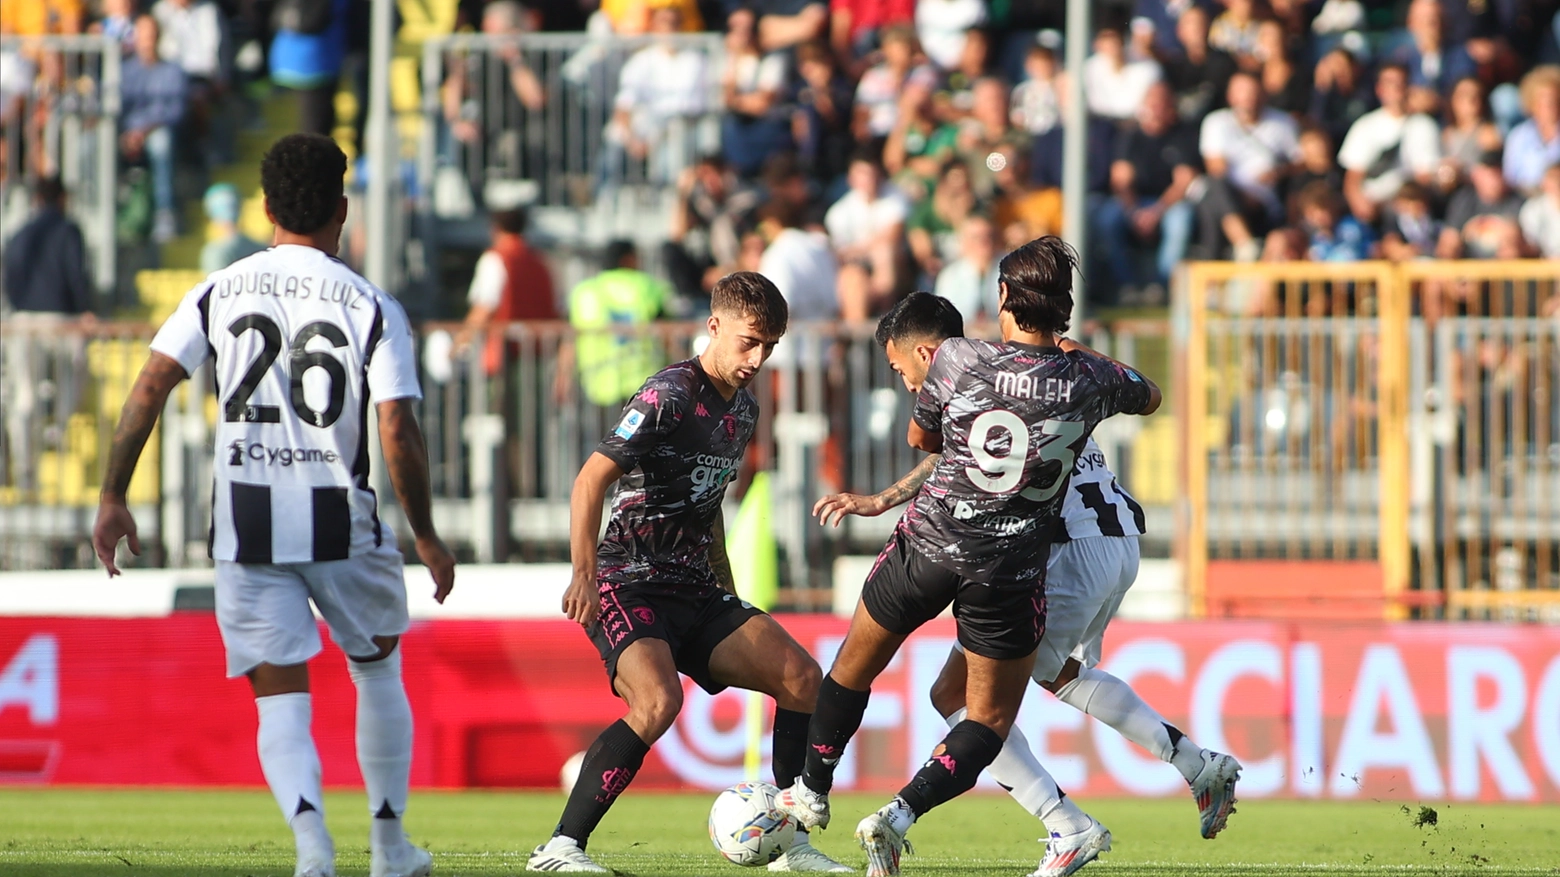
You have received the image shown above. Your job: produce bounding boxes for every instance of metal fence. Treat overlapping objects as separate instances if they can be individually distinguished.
[418,31,725,213]
[0,319,1169,604]
[0,35,119,296]
[1176,260,1560,621]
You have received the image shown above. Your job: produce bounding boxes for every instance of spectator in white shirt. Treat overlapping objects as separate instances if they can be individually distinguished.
[1338,63,1442,224]
[825,150,910,321]
[758,199,839,370]
[600,4,708,188]
[1198,71,1301,260]
[720,7,791,177]
[152,0,224,84]
[933,214,1000,324]
[1083,25,1162,121]
[915,0,986,71]
[1518,163,1560,258]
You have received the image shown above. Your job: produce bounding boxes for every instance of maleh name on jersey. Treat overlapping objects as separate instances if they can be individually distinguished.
[994,371,1074,402]
[212,269,369,310]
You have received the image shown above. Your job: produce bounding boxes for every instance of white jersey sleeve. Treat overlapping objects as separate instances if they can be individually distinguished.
[367,295,422,404]
[149,279,217,375]
[1058,438,1146,540]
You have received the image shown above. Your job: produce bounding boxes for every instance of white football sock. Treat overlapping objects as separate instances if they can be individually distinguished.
[256,692,327,843]
[1053,667,1205,782]
[883,797,917,836]
[348,647,413,851]
[944,708,1089,836]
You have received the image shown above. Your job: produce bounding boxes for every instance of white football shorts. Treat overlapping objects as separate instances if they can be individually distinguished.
[215,540,411,677]
[953,535,1140,685]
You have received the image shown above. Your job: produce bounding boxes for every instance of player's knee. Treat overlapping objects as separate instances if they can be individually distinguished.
[1039,659,1081,695]
[928,673,965,718]
[961,707,1016,740]
[629,684,684,737]
[347,643,402,683]
[783,651,823,699]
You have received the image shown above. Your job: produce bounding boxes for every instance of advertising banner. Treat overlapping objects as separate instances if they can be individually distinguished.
[2,617,1557,802]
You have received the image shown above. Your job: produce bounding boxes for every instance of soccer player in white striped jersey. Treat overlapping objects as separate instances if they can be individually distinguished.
[93,133,455,877]
[814,292,1240,877]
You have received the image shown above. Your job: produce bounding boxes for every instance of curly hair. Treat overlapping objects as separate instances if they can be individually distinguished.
[711,271,789,338]
[260,133,347,235]
[998,236,1078,335]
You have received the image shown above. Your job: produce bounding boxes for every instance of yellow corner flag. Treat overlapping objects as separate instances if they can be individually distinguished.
[728,472,779,779]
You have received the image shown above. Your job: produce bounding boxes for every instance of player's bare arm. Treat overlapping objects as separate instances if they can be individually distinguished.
[708,514,737,595]
[564,451,624,625]
[1058,337,1163,415]
[93,351,187,575]
[813,453,941,528]
[378,398,456,603]
[907,419,944,453]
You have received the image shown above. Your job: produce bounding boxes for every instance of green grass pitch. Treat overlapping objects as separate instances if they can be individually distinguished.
[2,788,1557,876]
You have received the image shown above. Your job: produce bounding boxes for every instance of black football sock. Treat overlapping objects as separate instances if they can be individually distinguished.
[772,707,811,790]
[800,675,870,794]
[554,720,651,847]
[895,720,1005,817]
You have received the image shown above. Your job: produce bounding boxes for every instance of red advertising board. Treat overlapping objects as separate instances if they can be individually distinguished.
[2,616,1558,802]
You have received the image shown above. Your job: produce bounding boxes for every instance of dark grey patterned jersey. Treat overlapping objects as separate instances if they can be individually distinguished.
[593,359,758,589]
[902,337,1154,585]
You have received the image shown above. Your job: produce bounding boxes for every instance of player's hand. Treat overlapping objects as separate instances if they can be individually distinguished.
[812,492,888,528]
[563,570,599,627]
[415,534,456,604]
[93,500,141,577]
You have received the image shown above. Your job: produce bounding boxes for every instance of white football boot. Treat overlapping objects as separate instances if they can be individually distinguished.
[854,805,913,877]
[1188,750,1242,839]
[775,778,832,831]
[293,822,334,877]
[769,832,854,872]
[371,836,432,877]
[526,836,610,873]
[1030,818,1111,877]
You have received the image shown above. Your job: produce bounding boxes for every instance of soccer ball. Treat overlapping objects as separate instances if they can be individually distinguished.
[708,781,796,866]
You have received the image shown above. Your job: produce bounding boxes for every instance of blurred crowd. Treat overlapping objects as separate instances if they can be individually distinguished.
[444,0,1560,322]
[2,0,367,319]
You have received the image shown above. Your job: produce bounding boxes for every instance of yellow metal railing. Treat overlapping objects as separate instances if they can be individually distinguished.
[1176,260,1560,621]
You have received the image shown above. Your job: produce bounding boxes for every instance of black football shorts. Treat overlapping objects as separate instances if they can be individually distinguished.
[861,528,1046,660]
[587,581,765,696]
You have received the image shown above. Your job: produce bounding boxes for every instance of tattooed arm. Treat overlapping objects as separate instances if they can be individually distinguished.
[379,398,456,604]
[93,352,187,575]
[812,453,941,528]
[709,512,737,595]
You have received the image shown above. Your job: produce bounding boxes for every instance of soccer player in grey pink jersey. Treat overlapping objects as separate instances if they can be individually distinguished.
[775,238,1162,877]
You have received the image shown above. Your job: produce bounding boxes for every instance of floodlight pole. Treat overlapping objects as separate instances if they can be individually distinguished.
[365,0,394,290]
[1062,0,1090,329]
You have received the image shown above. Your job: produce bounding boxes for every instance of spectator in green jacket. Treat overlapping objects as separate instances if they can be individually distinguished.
[568,240,670,407]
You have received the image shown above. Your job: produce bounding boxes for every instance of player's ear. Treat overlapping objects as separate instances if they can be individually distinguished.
[262,196,275,226]
[335,197,348,225]
[706,313,720,338]
[997,281,1009,307]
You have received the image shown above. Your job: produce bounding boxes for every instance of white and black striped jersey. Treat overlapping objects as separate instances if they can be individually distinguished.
[150,245,422,564]
[1056,438,1146,541]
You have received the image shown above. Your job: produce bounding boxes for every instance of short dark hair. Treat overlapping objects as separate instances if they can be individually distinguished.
[1296,180,1343,216]
[1377,61,1411,83]
[260,133,346,235]
[603,239,637,269]
[875,291,965,348]
[491,206,528,235]
[33,175,66,206]
[711,271,788,337]
[998,236,1078,335]
[849,145,883,172]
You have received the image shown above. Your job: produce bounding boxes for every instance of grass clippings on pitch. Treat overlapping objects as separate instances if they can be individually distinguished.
[1,788,1556,876]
